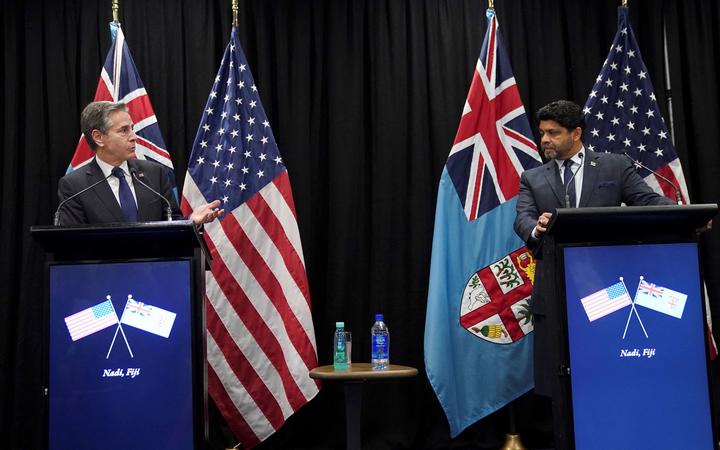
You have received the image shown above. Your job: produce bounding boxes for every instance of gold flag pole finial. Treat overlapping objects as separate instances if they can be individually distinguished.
[232,0,239,28]
[622,0,628,6]
[112,0,120,23]
[489,0,494,9]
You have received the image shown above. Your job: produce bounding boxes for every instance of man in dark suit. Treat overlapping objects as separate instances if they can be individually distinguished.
[514,100,673,449]
[57,101,223,225]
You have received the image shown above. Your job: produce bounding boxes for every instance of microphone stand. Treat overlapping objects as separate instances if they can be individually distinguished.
[54,173,113,226]
[131,169,173,221]
[623,152,683,205]
[564,153,585,208]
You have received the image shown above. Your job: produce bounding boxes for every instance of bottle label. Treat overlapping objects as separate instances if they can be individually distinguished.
[371,335,388,359]
[334,331,347,368]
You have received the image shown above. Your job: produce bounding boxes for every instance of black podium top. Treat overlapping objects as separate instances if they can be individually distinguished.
[31,220,211,263]
[546,204,718,244]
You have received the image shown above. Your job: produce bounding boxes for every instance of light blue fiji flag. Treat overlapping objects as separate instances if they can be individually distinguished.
[424,8,541,437]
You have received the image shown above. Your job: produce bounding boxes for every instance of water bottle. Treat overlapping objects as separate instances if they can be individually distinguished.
[333,322,348,371]
[370,314,389,370]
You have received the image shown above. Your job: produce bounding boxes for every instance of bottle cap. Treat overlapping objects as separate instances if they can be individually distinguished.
[375,314,383,321]
[336,321,345,328]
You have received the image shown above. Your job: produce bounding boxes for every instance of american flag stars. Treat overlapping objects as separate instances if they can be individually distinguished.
[187,38,283,209]
[583,6,688,202]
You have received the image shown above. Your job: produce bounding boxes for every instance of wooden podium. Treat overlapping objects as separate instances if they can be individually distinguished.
[31,221,209,450]
[539,204,718,450]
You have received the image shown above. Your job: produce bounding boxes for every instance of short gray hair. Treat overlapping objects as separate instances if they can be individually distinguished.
[80,101,128,150]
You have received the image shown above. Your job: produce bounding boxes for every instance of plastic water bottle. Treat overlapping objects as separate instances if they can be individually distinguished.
[370,314,389,370]
[333,322,348,371]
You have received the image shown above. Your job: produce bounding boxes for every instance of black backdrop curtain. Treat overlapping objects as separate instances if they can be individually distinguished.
[2,0,719,449]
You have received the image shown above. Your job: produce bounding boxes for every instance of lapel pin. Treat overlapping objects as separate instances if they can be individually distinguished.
[590,161,597,167]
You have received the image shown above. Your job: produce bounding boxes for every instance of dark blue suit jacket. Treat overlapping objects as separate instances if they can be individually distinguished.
[512,149,673,399]
[57,158,180,225]
[514,149,673,248]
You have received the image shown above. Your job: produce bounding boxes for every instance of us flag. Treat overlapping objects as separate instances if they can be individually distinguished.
[582,6,687,202]
[68,23,175,183]
[584,6,715,357]
[64,300,119,342]
[181,28,318,447]
[580,282,632,322]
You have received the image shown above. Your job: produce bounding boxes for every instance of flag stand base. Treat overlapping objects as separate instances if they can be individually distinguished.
[500,433,527,450]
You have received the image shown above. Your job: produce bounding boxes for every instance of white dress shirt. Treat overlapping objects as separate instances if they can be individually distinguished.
[531,147,586,239]
[554,146,585,208]
[95,157,139,207]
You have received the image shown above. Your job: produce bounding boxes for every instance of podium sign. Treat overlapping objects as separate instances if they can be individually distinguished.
[32,222,208,450]
[563,242,713,450]
[48,259,196,450]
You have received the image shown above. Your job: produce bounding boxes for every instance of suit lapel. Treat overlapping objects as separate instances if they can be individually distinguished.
[128,160,156,222]
[579,151,600,207]
[543,161,564,206]
[86,159,126,222]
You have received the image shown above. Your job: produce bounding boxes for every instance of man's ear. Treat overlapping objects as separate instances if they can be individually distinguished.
[572,126,582,142]
[90,129,104,148]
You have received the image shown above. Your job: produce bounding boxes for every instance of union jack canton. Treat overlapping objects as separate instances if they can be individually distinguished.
[68,22,174,182]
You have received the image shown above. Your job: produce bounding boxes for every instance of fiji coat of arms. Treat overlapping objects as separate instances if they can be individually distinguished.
[460,247,535,344]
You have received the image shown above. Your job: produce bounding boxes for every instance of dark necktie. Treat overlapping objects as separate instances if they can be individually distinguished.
[563,159,576,208]
[111,166,138,222]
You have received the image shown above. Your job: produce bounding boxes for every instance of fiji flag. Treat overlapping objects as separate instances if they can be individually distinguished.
[120,297,176,338]
[67,22,176,194]
[635,280,687,319]
[424,9,541,437]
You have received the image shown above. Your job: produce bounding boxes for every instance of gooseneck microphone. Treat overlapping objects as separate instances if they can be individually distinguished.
[564,152,585,208]
[130,168,173,221]
[623,152,683,205]
[54,172,113,226]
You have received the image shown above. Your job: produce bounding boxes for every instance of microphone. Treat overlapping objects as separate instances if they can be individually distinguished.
[54,172,113,226]
[130,168,173,221]
[564,152,585,208]
[623,152,683,205]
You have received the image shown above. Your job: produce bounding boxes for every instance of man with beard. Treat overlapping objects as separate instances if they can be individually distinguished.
[513,100,672,449]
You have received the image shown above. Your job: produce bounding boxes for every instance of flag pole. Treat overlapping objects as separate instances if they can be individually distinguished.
[622,0,628,6]
[232,0,239,28]
[112,0,120,24]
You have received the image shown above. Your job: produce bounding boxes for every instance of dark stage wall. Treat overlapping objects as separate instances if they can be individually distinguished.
[2,1,719,449]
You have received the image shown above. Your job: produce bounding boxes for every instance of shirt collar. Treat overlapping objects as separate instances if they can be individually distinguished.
[555,146,586,169]
[95,156,131,178]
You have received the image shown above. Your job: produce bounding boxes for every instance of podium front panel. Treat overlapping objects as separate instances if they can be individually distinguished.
[48,259,198,450]
[562,242,713,450]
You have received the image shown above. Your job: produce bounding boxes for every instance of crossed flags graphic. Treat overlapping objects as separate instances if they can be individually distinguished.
[580,277,688,338]
[64,294,177,358]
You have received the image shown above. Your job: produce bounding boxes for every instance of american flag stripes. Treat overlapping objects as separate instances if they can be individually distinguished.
[583,6,687,203]
[181,28,318,448]
[68,23,175,182]
[580,282,632,322]
[64,300,119,341]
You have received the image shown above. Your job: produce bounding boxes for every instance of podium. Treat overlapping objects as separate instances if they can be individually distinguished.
[31,221,209,450]
[539,204,718,450]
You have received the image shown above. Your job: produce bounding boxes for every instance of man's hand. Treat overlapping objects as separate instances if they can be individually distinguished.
[697,219,713,234]
[190,199,225,225]
[534,212,554,238]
